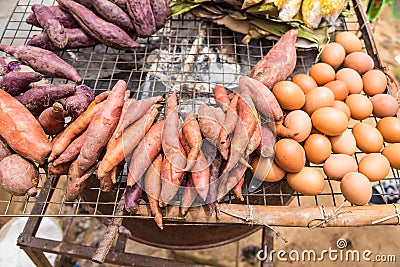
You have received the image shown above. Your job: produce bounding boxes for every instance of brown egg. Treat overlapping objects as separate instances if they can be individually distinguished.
[332,100,351,120]
[382,143,400,169]
[251,156,286,182]
[370,94,399,118]
[323,154,358,181]
[343,52,374,75]
[340,172,372,205]
[358,153,390,182]
[292,73,318,94]
[311,107,348,136]
[284,110,312,142]
[329,129,357,156]
[362,69,388,96]
[303,134,332,164]
[272,81,305,110]
[303,86,335,115]
[274,138,305,173]
[336,68,363,94]
[334,32,363,54]
[309,63,336,86]
[376,117,400,143]
[287,167,325,196]
[352,122,384,153]
[324,80,349,101]
[320,42,346,69]
[345,94,373,120]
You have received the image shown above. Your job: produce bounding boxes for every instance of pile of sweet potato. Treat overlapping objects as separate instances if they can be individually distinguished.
[25,0,171,51]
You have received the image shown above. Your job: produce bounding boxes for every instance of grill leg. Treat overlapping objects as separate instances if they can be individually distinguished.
[260,227,274,267]
[22,248,53,267]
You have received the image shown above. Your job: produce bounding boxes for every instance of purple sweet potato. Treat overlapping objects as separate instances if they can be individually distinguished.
[250,28,298,89]
[0,44,81,82]
[127,120,164,186]
[204,141,222,214]
[0,137,12,162]
[0,71,43,96]
[76,80,126,172]
[0,154,39,197]
[57,0,139,50]
[38,102,66,135]
[90,0,135,32]
[0,89,52,164]
[0,55,20,75]
[27,29,98,51]
[238,76,283,122]
[125,182,142,213]
[126,0,157,37]
[64,85,95,119]
[150,0,170,29]
[31,4,68,49]
[114,96,163,138]
[15,83,76,115]
[144,153,163,229]
[26,6,79,28]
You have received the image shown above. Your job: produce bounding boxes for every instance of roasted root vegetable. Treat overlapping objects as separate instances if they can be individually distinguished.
[225,94,258,172]
[126,0,156,37]
[0,56,21,75]
[219,93,238,144]
[125,182,142,213]
[180,174,197,216]
[52,130,87,167]
[258,123,276,158]
[38,102,66,135]
[49,101,105,162]
[57,0,139,50]
[89,0,135,32]
[0,44,82,83]
[249,28,298,89]
[31,4,68,49]
[238,75,283,121]
[97,104,159,179]
[275,120,299,139]
[64,85,95,119]
[144,154,163,229]
[181,111,202,172]
[48,161,70,175]
[150,0,171,29]
[0,154,39,197]
[0,90,52,164]
[26,5,79,28]
[0,71,43,96]
[205,143,222,214]
[0,137,12,162]
[76,80,126,172]
[245,122,262,157]
[214,84,231,112]
[15,83,76,115]
[127,120,164,187]
[162,90,186,172]
[27,29,98,51]
[66,159,96,201]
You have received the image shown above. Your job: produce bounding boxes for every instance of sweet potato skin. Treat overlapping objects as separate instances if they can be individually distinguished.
[15,83,76,115]
[0,44,81,83]
[0,137,12,162]
[214,84,231,112]
[258,123,276,158]
[250,28,298,89]
[0,90,52,164]
[90,0,135,32]
[38,102,66,135]
[27,29,98,51]
[181,111,202,172]
[144,153,163,229]
[126,0,156,37]
[57,0,139,49]
[26,5,79,28]
[125,182,142,213]
[31,4,68,49]
[150,0,170,28]
[76,80,126,172]
[0,154,39,196]
[52,130,87,167]
[64,85,95,119]
[0,71,43,96]
[219,93,238,144]
[127,120,164,186]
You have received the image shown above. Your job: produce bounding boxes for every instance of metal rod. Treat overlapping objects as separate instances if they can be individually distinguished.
[21,248,53,267]
[260,228,274,267]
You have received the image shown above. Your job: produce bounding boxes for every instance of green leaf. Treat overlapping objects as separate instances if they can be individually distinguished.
[171,2,201,15]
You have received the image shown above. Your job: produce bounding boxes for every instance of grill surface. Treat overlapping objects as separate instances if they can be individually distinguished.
[0,0,399,246]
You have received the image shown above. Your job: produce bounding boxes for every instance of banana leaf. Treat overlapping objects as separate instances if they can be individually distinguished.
[241,0,264,9]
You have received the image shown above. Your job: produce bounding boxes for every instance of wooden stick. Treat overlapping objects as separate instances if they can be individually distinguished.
[92,194,125,263]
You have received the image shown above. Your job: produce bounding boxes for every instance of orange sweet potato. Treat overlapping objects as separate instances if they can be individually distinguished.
[0,90,51,164]
[181,111,202,172]
[219,94,238,145]
[180,174,197,216]
[214,84,230,112]
[144,153,163,229]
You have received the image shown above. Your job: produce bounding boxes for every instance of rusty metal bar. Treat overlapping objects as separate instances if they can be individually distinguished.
[19,237,205,267]
[21,247,53,267]
[260,228,274,267]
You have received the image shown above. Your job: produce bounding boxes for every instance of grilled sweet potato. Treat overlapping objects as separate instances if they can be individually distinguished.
[90,0,135,32]
[38,102,66,135]
[150,0,171,29]
[126,0,156,37]
[0,71,43,96]
[26,5,79,28]
[144,154,163,229]
[0,90,51,164]
[0,137,12,162]
[64,85,95,119]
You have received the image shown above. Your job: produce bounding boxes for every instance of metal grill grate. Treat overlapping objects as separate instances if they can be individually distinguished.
[0,0,399,225]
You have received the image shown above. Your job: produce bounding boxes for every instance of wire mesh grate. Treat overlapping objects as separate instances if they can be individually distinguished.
[0,0,399,223]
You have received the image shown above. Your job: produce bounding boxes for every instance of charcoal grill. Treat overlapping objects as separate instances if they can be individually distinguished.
[0,0,399,266]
